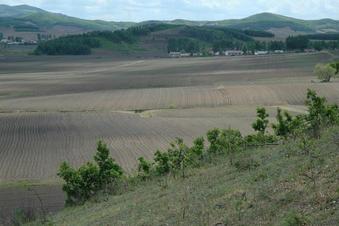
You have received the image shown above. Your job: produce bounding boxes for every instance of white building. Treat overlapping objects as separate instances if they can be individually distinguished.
[180,53,191,57]
[255,51,269,55]
[225,50,244,56]
[0,39,9,43]
[169,52,181,58]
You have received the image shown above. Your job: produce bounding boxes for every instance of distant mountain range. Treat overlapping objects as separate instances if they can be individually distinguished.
[1,4,339,41]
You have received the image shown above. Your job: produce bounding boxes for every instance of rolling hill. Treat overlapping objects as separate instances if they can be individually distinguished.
[1,4,339,42]
[143,13,339,34]
[0,4,134,40]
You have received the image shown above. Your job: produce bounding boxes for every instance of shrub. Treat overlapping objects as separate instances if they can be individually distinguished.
[244,133,277,146]
[137,157,152,180]
[189,137,205,165]
[272,108,293,138]
[207,128,222,153]
[58,141,123,205]
[314,63,336,82]
[190,137,204,157]
[207,128,245,164]
[94,141,123,188]
[167,138,191,177]
[218,129,244,165]
[279,211,308,226]
[252,107,269,134]
[271,108,306,139]
[154,150,170,176]
[329,61,339,75]
[58,162,100,205]
[305,89,339,137]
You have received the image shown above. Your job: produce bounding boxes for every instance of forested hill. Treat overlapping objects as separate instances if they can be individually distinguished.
[34,24,277,55]
[34,23,339,56]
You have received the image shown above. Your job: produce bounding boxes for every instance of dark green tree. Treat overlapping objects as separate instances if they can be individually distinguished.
[137,157,152,180]
[252,107,269,134]
[94,141,123,187]
[154,150,170,176]
[286,36,309,50]
[272,108,293,138]
[58,141,123,205]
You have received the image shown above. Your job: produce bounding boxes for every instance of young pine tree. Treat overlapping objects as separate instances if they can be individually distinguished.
[94,141,123,188]
[252,107,269,134]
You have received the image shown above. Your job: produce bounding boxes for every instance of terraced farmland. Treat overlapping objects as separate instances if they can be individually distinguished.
[0,52,339,181]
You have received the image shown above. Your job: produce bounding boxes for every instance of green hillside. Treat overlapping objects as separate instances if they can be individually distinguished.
[34,24,280,55]
[37,130,339,225]
[0,4,134,32]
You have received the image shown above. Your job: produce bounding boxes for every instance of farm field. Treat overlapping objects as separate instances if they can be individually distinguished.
[0,52,339,181]
[0,52,339,223]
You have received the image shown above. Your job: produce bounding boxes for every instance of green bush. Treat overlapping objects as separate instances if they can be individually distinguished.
[314,63,336,82]
[137,157,152,180]
[167,138,189,172]
[279,211,308,226]
[94,141,123,187]
[252,107,269,134]
[271,108,307,139]
[190,137,204,157]
[272,108,293,138]
[154,150,171,176]
[58,162,100,205]
[244,133,277,146]
[329,61,339,74]
[306,89,339,137]
[218,129,244,164]
[207,128,222,153]
[58,141,123,205]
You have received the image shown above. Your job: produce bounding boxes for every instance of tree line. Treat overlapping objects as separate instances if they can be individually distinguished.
[34,24,177,55]
[58,89,339,205]
[34,23,339,55]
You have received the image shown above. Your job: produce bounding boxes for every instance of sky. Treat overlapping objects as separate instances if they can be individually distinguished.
[1,0,339,22]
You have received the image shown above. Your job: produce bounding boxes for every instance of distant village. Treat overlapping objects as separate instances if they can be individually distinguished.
[168,49,317,58]
[0,33,54,46]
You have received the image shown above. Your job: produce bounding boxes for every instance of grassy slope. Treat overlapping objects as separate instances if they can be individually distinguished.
[36,127,339,226]
[22,13,133,30]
